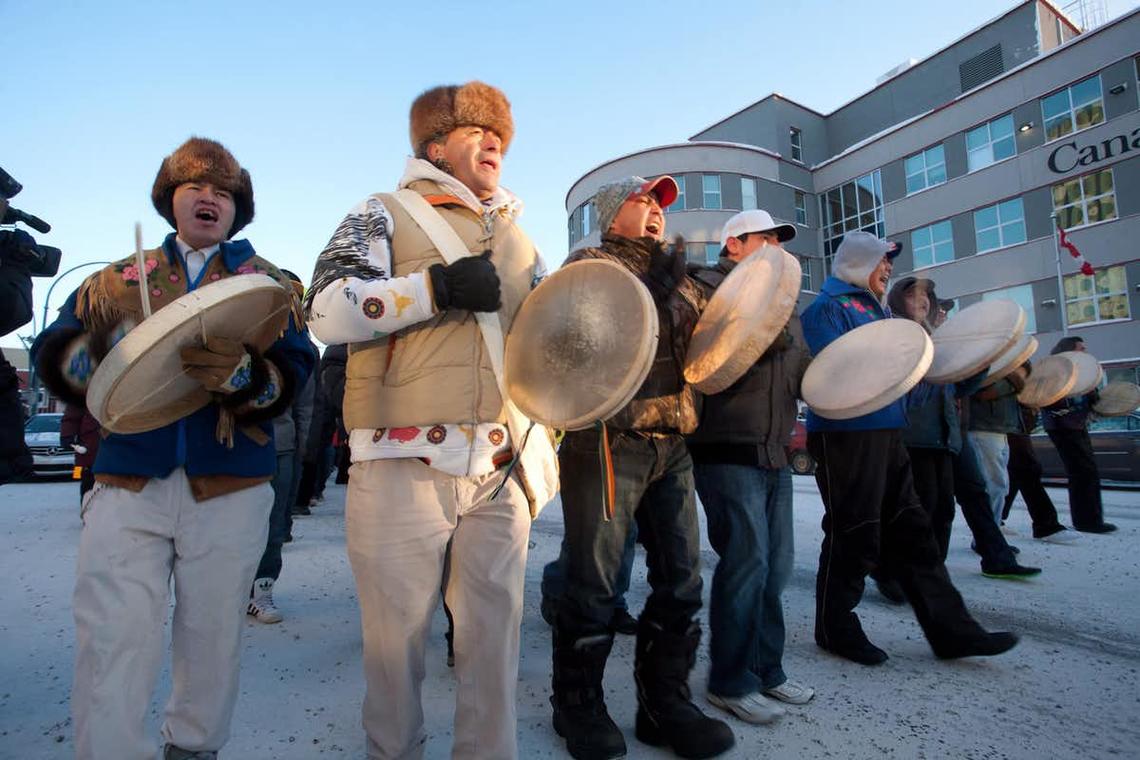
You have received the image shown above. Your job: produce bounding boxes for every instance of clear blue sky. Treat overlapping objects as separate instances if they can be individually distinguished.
[4,0,1136,347]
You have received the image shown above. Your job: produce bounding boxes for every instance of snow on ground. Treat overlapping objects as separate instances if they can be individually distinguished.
[2,476,1138,759]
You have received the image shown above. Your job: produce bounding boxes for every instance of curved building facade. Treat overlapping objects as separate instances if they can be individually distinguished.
[566,0,1140,377]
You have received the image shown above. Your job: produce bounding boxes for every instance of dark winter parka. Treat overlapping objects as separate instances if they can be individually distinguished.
[566,234,705,434]
[686,254,811,468]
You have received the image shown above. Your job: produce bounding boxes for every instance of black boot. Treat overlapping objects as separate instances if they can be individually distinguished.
[633,620,735,759]
[551,630,626,760]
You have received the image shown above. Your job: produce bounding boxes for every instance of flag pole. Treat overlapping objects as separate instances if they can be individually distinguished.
[1051,213,1068,337]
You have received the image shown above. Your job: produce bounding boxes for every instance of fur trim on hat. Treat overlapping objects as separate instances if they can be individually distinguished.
[151,137,255,238]
[409,81,514,156]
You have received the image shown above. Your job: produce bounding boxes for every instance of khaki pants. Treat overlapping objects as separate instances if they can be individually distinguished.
[71,469,272,760]
[346,458,530,759]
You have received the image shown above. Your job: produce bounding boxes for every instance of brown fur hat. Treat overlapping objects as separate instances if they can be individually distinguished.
[409,81,514,157]
[151,137,254,238]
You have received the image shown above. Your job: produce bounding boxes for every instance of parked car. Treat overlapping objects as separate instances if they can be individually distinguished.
[23,413,74,478]
[1031,413,1140,483]
[787,418,815,475]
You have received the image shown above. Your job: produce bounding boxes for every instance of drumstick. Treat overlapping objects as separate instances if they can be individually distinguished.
[135,222,152,319]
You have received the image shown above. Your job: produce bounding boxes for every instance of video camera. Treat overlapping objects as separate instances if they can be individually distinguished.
[1,166,61,277]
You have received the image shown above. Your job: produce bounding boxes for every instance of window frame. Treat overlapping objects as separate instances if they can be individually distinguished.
[965,114,1016,172]
[794,190,807,225]
[973,197,1027,254]
[910,219,956,269]
[1063,264,1131,327]
[1041,74,1105,144]
[820,170,883,275]
[1052,168,1116,231]
[904,144,947,195]
[702,174,722,210]
[741,176,758,211]
[790,127,803,162]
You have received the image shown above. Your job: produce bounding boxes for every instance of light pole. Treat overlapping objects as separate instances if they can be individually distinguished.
[27,260,110,415]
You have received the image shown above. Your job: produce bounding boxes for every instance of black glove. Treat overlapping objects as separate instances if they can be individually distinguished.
[642,236,687,304]
[428,250,502,312]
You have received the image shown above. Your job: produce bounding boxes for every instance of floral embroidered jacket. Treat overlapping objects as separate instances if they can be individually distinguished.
[31,235,315,499]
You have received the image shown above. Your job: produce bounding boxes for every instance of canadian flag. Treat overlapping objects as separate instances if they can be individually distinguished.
[1057,222,1095,277]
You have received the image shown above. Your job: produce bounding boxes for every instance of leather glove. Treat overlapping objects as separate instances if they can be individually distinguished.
[181,337,253,394]
[642,235,688,304]
[428,250,502,312]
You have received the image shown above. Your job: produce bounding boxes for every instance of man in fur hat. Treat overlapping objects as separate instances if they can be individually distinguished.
[31,137,314,760]
[548,176,735,760]
[800,230,1018,666]
[304,81,552,759]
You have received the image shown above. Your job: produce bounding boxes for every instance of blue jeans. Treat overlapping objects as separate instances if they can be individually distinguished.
[556,430,703,636]
[255,451,295,581]
[542,522,636,612]
[694,463,793,696]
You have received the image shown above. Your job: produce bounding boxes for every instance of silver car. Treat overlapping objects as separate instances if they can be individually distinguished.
[23,413,74,478]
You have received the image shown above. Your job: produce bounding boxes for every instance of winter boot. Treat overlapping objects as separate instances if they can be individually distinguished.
[633,619,735,759]
[550,629,626,760]
[247,577,283,623]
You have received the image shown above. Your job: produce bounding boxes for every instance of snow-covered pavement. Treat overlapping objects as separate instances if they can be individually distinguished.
[2,476,1138,759]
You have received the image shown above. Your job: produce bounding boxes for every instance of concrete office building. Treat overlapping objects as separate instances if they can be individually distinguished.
[566,0,1140,379]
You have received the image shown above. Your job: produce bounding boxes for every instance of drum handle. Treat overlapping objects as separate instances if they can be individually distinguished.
[135,222,152,319]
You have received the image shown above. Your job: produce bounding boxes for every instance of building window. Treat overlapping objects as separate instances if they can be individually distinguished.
[820,170,883,274]
[1042,75,1104,142]
[904,144,947,194]
[669,178,686,213]
[790,127,803,162]
[983,284,1037,333]
[974,198,1026,253]
[581,202,592,237]
[1052,169,1115,230]
[799,256,812,291]
[702,174,722,210]
[966,114,1016,172]
[1065,265,1130,326]
[741,177,758,210]
[794,191,807,225]
[704,242,721,264]
[911,220,955,269]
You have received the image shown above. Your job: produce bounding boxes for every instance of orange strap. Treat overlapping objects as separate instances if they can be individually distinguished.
[422,194,466,207]
[597,421,616,522]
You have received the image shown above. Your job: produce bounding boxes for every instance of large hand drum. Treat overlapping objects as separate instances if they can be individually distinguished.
[87,275,293,434]
[802,319,933,420]
[926,299,1025,384]
[684,244,801,394]
[1056,350,1102,396]
[1093,381,1140,417]
[504,259,658,430]
[980,335,1038,388]
[1017,354,1077,407]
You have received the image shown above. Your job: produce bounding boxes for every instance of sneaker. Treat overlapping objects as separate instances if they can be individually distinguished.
[764,679,814,705]
[707,691,785,724]
[247,578,283,623]
[1036,527,1079,544]
[981,562,1041,580]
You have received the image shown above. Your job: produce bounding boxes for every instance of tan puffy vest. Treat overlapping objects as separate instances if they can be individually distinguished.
[343,181,538,431]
